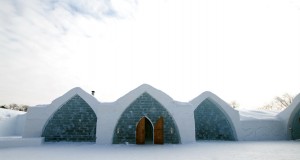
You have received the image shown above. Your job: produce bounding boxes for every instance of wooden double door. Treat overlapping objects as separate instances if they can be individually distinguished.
[136,117,164,144]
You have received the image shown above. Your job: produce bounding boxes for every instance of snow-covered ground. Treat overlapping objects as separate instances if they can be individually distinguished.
[0,141,299,160]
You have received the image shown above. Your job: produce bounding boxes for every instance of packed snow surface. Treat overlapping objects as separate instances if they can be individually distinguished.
[0,141,299,160]
[238,109,280,121]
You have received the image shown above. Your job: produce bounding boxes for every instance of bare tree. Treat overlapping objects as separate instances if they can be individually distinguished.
[229,101,240,109]
[19,105,29,112]
[9,103,19,110]
[259,93,294,110]
[274,93,293,108]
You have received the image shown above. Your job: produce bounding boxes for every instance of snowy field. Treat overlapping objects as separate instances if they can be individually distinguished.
[0,141,299,160]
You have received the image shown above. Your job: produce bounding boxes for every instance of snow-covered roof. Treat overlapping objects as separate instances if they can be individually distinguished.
[115,84,175,112]
[28,87,100,114]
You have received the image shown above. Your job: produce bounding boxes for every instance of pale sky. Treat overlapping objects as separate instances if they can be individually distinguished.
[1,0,300,109]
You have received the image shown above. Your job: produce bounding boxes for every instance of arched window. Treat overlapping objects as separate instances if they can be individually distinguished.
[194,98,236,140]
[42,95,97,142]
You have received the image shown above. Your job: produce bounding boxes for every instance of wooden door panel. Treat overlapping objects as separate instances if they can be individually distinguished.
[154,117,164,144]
[136,117,145,144]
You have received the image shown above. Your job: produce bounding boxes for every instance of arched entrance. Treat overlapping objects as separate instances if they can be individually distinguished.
[136,116,164,144]
[113,92,180,144]
[136,117,153,144]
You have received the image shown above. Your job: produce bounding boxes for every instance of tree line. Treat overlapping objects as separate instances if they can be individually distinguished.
[0,104,29,112]
[229,93,294,110]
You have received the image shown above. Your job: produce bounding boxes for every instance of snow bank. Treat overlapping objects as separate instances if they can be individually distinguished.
[0,137,44,148]
[0,109,26,136]
[238,109,286,140]
[239,109,280,121]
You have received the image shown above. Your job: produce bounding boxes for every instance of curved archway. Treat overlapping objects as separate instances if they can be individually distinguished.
[194,98,236,141]
[42,95,97,142]
[113,92,180,144]
[136,117,154,144]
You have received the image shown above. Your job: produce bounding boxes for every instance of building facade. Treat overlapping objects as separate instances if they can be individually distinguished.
[21,84,300,144]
